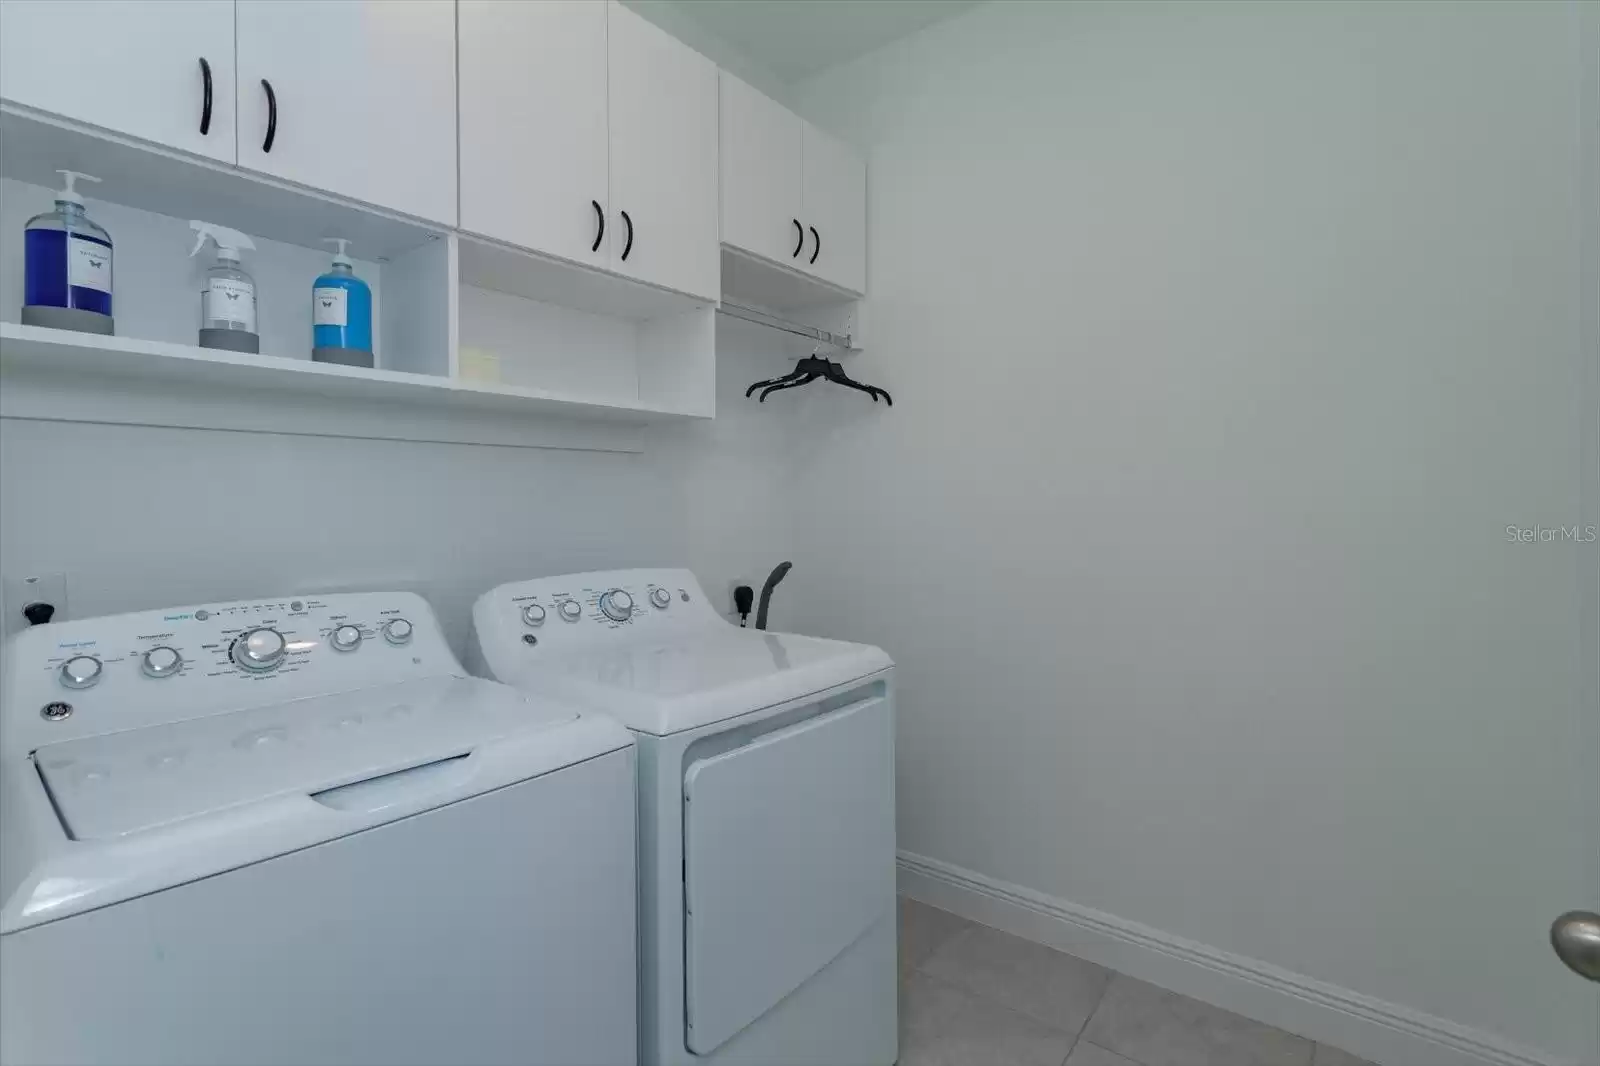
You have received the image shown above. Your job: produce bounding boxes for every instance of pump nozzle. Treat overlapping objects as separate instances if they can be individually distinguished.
[190,220,257,261]
[322,237,354,268]
[55,170,101,206]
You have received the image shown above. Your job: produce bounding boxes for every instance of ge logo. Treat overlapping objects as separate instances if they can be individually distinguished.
[40,701,73,721]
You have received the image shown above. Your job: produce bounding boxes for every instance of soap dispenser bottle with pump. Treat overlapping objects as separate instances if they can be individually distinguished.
[22,170,114,335]
[311,237,373,367]
[190,221,259,353]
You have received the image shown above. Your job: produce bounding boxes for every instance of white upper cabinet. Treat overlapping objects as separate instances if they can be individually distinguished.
[606,1,719,301]
[719,74,804,269]
[717,76,866,296]
[456,1,717,301]
[0,0,236,163]
[459,0,609,268]
[235,0,457,226]
[800,123,867,294]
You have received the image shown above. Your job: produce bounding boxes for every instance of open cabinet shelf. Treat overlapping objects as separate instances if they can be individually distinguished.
[456,235,717,419]
[0,107,717,446]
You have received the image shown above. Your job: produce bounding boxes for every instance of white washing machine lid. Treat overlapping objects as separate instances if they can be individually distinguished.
[3,676,630,931]
[518,629,892,735]
[36,676,581,839]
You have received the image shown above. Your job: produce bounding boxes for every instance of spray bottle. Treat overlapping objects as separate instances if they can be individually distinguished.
[312,237,373,367]
[190,221,259,353]
[22,171,114,335]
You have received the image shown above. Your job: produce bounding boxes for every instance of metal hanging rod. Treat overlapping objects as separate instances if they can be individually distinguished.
[717,300,858,352]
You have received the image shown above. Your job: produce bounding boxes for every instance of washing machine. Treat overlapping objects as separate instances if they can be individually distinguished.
[0,591,637,1066]
[470,568,897,1066]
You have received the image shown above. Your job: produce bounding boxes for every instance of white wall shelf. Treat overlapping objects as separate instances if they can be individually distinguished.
[0,323,698,452]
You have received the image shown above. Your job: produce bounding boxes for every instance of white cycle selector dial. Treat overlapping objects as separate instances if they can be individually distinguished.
[599,589,634,622]
[650,587,671,609]
[383,618,413,645]
[59,655,103,689]
[233,627,287,672]
[522,604,547,627]
[330,624,363,652]
[559,600,583,623]
[141,646,182,678]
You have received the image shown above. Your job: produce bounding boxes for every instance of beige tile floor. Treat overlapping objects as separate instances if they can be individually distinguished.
[898,897,1377,1066]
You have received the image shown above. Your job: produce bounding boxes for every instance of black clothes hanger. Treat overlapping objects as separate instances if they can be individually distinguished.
[819,358,891,404]
[745,364,809,397]
[746,355,892,405]
[759,372,819,401]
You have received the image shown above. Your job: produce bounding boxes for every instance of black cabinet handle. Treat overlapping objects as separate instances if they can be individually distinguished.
[261,79,277,153]
[591,200,605,252]
[620,210,634,261]
[198,58,213,135]
[792,219,804,258]
[809,226,820,265]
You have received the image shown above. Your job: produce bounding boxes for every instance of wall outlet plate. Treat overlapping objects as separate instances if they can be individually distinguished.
[2,572,69,639]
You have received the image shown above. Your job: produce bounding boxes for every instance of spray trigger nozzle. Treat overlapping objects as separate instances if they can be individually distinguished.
[190,220,256,261]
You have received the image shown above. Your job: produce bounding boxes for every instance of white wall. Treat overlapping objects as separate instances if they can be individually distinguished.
[0,328,802,654]
[790,2,1596,1062]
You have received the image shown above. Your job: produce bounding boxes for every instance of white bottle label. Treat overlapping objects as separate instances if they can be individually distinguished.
[205,279,257,332]
[313,286,348,327]
[69,237,112,293]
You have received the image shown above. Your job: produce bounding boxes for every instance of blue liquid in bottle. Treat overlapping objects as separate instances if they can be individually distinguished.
[311,239,373,366]
[23,171,114,330]
[24,228,113,316]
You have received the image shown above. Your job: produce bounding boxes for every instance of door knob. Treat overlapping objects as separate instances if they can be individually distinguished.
[1551,911,1600,981]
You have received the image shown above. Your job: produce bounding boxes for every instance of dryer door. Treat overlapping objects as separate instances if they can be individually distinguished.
[682,693,895,1054]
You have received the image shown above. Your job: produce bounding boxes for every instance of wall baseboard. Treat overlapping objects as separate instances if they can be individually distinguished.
[897,851,1564,1066]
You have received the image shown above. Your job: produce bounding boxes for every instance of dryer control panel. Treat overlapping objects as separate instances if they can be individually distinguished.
[471,568,724,663]
[2,592,458,753]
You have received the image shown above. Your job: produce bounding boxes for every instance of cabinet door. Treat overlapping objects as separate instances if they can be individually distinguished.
[459,0,609,267]
[0,0,235,163]
[719,74,803,268]
[606,1,719,301]
[801,122,867,295]
[236,0,457,226]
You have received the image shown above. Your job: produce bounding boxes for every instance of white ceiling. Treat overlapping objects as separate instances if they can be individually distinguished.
[658,0,982,84]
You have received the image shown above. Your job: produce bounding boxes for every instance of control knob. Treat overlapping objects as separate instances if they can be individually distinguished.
[232,627,287,672]
[599,589,634,622]
[650,587,671,609]
[522,604,547,627]
[558,600,583,623]
[330,624,363,652]
[141,646,182,678]
[59,654,103,690]
[383,618,413,645]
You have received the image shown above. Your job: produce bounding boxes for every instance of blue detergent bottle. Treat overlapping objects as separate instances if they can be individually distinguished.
[22,170,114,335]
[311,238,373,367]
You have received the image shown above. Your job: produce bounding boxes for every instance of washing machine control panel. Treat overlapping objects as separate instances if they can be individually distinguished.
[2,591,457,753]
[474,568,724,665]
